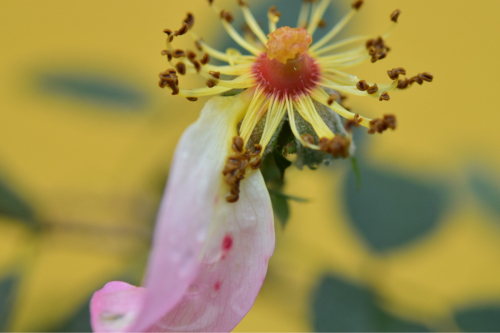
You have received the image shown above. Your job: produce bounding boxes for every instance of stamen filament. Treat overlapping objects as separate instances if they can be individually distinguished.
[320,68,359,84]
[203,63,253,76]
[268,7,280,33]
[316,46,366,61]
[310,7,357,52]
[190,33,255,64]
[309,87,371,128]
[221,20,263,56]
[240,4,269,46]
[178,86,232,98]
[307,0,332,36]
[200,73,256,89]
[297,1,311,28]
[294,96,334,138]
[318,78,398,98]
[259,97,287,152]
[286,97,320,149]
[239,87,269,142]
[312,35,369,56]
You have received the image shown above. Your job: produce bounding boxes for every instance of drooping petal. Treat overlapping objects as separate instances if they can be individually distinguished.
[91,91,275,332]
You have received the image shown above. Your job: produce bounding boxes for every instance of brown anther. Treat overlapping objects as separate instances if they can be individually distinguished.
[250,157,262,170]
[391,9,401,23]
[161,50,173,61]
[175,62,186,75]
[366,36,390,63]
[163,29,173,36]
[220,10,234,23]
[379,92,390,101]
[367,84,379,94]
[184,13,195,29]
[409,75,423,85]
[368,118,385,134]
[186,51,197,62]
[253,144,263,156]
[175,22,189,36]
[319,136,350,158]
[397,78,409,89]
[269,6,281,17]
[345,114,362,131]
[383,114,396,129]
[226,193,239,203]
[209,71,221,79]
[352,0,364,10]
[368,114,397,134]
[301,134,315,145]
[186,97,198,102]
[158,70,180,95]
[318,19,327,28]
[327,94,340,105]
[356,80,370,91]
[418,72,434,82]
[238,0,248,6]
[195,40,203,51]
[173,49,185,58]
[232,136,244,153]
[206,80,216,88]
[193,61,202,73]
[207,0,213,5]
[200,53,210,65]
[223,136,259,203]
[387,67,407,80]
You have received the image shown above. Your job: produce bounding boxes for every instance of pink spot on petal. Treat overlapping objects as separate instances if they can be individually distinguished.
[222,234,233,252]
[214,281,221,291]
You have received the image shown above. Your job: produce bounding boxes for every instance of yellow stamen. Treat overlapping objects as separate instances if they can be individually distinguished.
[259,97,287,153]
[307,0,332,36]
[240,4,269,45]
[286,97,320,150]
[310,6,358,52]
[297,1,311,28]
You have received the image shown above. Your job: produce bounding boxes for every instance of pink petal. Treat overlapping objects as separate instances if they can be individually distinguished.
[91,92,275,332]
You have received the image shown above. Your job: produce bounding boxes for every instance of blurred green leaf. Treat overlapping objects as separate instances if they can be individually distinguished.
[344,165,445,252]
[37,71,148,111]
[272,149,292,179]
[455,304,500,332]
[312,275,429,332]
[0,276,18,332]
[270,191,290,228]
[351,157,361,189]
[469,170,500,219]
[52,299,91,333]
[0,177,36,226]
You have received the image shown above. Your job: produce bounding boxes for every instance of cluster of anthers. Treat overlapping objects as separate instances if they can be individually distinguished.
[159,0,433,202]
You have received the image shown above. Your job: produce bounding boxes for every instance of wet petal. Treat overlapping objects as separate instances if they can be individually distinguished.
[91,91,275,332]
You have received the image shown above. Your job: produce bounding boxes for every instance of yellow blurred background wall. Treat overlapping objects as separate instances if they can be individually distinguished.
[0,0,499,332]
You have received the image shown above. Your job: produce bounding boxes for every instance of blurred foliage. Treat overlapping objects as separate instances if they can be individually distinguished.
[0,276,18,332]
[0,176,36,226]
[455,304,500,332]
[1,0,500,332]
[312,275,429,332]
[51,299,92,333]
[37,71,149,111]
[469,170,500,220]
[344,163,446,252]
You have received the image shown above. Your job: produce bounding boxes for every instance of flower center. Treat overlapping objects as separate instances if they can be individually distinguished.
[252,27,320,98]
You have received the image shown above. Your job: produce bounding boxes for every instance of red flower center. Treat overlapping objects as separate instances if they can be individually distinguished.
[252,27,320,98]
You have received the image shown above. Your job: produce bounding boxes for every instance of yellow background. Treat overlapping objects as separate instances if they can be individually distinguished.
[0,0,499,331]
